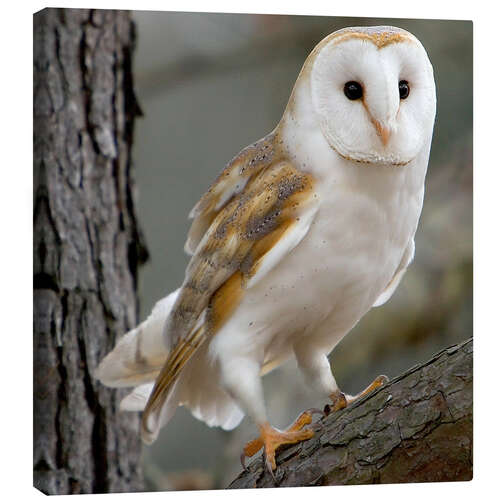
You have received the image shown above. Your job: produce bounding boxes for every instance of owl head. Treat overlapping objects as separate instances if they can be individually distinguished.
[284,26,436,167]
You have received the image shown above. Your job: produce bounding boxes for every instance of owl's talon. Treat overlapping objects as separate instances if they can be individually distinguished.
[265,456,277,480]
[242,420,315,471]
[328,390,347,412]
[240,452,249,472]
[285,408,321,432]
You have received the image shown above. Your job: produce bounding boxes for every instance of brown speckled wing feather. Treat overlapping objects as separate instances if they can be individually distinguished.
[185,132,283,255]
[170,158,317,346]
[141,133,319,441]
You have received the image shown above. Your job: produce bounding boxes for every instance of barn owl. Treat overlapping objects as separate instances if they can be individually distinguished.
[96,26,436,473]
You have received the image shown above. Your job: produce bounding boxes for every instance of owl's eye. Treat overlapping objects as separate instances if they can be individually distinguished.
[344,81,363,100]
[399,80,410,99]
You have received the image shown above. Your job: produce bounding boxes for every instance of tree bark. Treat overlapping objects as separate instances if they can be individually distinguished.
[33,8,147,494]
[229,338,472,488]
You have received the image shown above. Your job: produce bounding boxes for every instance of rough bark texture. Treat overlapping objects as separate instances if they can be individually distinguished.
[229,338,472,488]
[33,8,147,494]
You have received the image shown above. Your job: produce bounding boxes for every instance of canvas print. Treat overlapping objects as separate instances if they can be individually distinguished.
[33,8,472,494]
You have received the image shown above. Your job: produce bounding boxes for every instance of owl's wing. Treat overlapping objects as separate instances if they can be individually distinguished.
[184,133,280,255]
[372,238,415,307]
[141,144,319,443]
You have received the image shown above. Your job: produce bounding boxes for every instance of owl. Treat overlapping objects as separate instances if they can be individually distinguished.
[96,26,436,473]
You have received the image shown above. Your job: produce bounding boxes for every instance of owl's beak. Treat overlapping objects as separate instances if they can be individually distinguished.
[374,121,391,146]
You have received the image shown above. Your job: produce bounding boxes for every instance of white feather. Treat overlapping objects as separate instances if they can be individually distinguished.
[124,345,244,440]
[97,285,244,434]
[178,346,245,431]
[120,383,155,411]
[95,289,180,388]
[372,238,415,307]
[245,198,320,289]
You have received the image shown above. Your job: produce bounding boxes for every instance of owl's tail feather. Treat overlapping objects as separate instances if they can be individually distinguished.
[140,322,246,444]
[95,287,244,443]
[140,323,208,443]
[118,342,244,443]
[95,289,180,388]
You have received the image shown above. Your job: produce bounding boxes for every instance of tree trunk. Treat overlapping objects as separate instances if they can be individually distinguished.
[33,8,147,494]
[229,338,472,488]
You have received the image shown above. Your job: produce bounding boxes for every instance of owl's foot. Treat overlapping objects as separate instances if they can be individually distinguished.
[345,374,389,404]
[326,375,389,415]
[241,409,320,472]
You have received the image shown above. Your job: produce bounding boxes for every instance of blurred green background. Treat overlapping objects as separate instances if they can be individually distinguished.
[129,11,472,491]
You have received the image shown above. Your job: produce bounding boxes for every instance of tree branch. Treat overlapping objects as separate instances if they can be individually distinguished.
[228,338,472,488]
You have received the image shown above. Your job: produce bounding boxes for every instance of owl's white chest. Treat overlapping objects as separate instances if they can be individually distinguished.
[210,140,427,366]
[299,159,423,337]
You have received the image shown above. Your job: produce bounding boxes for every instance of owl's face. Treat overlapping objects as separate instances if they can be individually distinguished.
[306,27,436,166]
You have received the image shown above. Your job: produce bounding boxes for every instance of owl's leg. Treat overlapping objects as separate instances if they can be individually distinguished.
[294,341,341,397]
[293,340,387,413]
[219,355,316,473]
